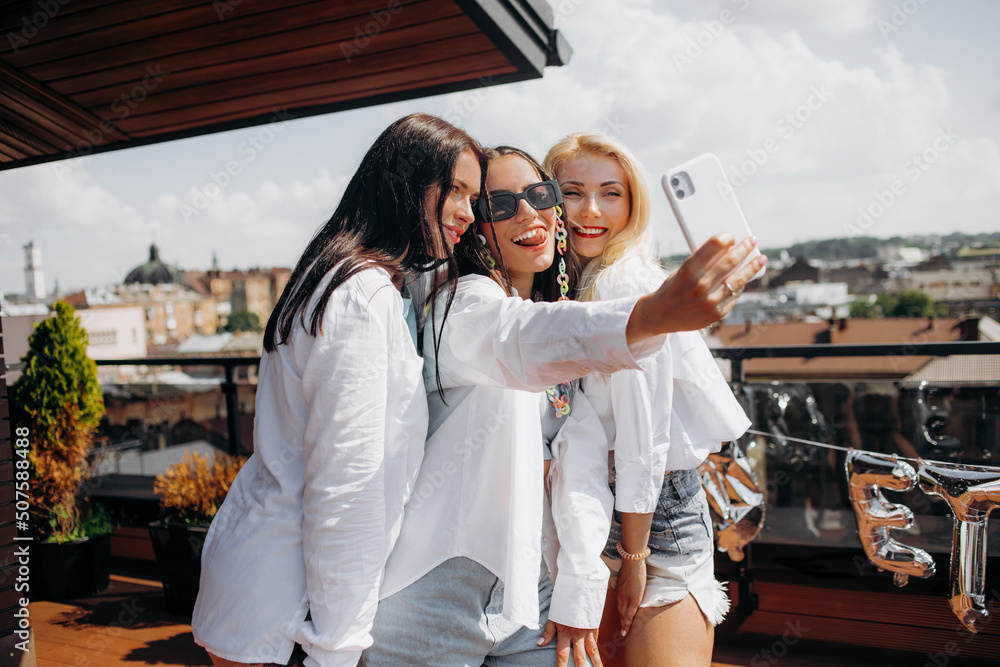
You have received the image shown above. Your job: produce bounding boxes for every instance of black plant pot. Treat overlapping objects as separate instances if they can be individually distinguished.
[34,532,112,600]
[147,516,209,616]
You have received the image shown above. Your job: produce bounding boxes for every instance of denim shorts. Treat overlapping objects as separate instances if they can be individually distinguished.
[602,468,730,625]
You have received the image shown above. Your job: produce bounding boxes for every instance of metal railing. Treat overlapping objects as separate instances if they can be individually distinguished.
[711,341,1000,382]
[95,356,259,456]
[87,341,1000,456]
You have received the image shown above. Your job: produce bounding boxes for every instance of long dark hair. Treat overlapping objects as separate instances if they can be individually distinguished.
[264,113,486,353]
[455,145,578,303]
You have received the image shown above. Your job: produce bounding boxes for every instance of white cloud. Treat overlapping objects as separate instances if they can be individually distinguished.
[735,0,877,34]
[477,0,1000,248]
[0,164,349,293]
[2,0,997,293]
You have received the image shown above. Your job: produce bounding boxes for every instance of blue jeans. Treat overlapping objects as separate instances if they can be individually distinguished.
[361,556,570,667]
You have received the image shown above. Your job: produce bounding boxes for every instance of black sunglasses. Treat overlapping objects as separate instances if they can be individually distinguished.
[477,180,563,223]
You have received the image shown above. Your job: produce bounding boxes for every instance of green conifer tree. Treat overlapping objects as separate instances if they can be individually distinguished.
[11,301,107,541]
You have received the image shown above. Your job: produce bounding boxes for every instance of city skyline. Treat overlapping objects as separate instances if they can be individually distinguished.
[2,0,1000,295]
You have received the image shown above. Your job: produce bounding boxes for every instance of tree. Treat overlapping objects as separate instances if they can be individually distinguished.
[849,298,879,318]
[890,290,935,318]
[11,301,107,541]
[849,290,937,319]
[222,310,262,333]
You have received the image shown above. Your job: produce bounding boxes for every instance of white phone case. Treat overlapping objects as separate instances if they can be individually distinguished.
[662,153,764,280]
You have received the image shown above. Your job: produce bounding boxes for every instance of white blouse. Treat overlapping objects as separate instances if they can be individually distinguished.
[582,256,751,513]
[192,266,427,667]
[542,388,614,629]
[380,274,662,629]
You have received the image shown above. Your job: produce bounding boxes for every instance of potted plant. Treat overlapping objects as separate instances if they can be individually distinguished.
[11,300,114,599]
[150,450,245,615]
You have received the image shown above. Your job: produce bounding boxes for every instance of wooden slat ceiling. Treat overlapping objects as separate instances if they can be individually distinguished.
[0,0,570,170]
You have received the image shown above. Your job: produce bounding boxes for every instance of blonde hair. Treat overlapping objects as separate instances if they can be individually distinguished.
[544,133,662,302]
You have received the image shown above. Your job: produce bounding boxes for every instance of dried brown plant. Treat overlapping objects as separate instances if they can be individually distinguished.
[154,451,247,525]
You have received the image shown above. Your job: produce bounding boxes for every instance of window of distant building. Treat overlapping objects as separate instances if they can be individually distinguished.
[90,330,118,346]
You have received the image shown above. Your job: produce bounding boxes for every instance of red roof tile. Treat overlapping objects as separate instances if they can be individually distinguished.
[716,317,969,380]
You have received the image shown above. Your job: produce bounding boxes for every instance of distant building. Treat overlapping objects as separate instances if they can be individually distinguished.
[184,266,291,329]
[726,282,852,325]
[23,241,45,301]
[877,245,929,266]
[124,243,185,286]
[118,283,218,348]
[74,304,147,382]
[954,245,1000,267]
[894,267,998,302]
[112,244,219,347]
[768,257,820,288]
[0,296,51,384]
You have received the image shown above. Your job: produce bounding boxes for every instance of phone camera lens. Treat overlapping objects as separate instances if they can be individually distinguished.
[671,177,680,186]
[676,190,685,199]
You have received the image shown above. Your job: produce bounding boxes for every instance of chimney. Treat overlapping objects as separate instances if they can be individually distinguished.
[956,317,980,341]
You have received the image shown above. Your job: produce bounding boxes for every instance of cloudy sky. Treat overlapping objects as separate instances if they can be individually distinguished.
[2,0,999,295]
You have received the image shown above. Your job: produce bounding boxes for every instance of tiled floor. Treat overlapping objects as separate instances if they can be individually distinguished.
[23,572,896,667]
[28,574,211,667]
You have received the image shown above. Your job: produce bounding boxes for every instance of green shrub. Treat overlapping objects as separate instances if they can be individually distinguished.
[11,301,109,542]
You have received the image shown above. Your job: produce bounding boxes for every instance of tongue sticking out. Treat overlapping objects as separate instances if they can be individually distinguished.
[514,229,547,247]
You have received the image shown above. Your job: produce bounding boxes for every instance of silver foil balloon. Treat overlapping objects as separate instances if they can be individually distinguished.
[845,450,935,587]
[917,460,1000,633]
[698,441,765,562]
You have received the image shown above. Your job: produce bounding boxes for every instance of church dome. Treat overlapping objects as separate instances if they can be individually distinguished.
[124,244,184,285]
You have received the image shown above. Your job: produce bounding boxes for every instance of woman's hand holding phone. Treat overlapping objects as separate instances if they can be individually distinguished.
[625,234,766,343]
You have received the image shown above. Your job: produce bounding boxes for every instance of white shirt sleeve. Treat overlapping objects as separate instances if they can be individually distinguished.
[546,389,614,629]
[426,276,662,392]
[295,283,397,667]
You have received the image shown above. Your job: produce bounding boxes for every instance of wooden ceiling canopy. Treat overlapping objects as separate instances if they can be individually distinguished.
[0,0,571,171]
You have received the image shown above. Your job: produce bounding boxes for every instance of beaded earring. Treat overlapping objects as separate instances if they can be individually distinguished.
[547,204,572,417]
[476,233,497,269]
[554,206,569,302]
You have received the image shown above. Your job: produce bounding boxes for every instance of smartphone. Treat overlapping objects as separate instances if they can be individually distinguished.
[662,153,765,281]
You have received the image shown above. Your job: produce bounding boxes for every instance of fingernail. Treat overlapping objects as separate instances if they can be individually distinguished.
[537,638,545,645]
[750,235,758,245]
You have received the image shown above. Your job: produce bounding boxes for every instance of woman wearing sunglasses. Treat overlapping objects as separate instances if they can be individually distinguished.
[545,133,755,667]
[362,146,608,667]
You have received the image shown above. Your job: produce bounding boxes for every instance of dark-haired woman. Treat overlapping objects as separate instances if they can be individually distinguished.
[192,113,486,667]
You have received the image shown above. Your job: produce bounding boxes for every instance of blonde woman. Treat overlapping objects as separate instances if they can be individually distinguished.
[545,134,757,667]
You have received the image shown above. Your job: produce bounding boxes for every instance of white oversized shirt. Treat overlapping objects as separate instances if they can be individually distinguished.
[542,388,615,629]
[380,274,663,629]
[583,256,751,513]
[192,266,427,667]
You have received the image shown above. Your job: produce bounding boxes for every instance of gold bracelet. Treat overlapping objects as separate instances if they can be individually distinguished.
[616,541,651,561]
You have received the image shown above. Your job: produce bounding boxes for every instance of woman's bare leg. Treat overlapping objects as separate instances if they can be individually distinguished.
[624,594,713,667]
[597,584,625,667]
